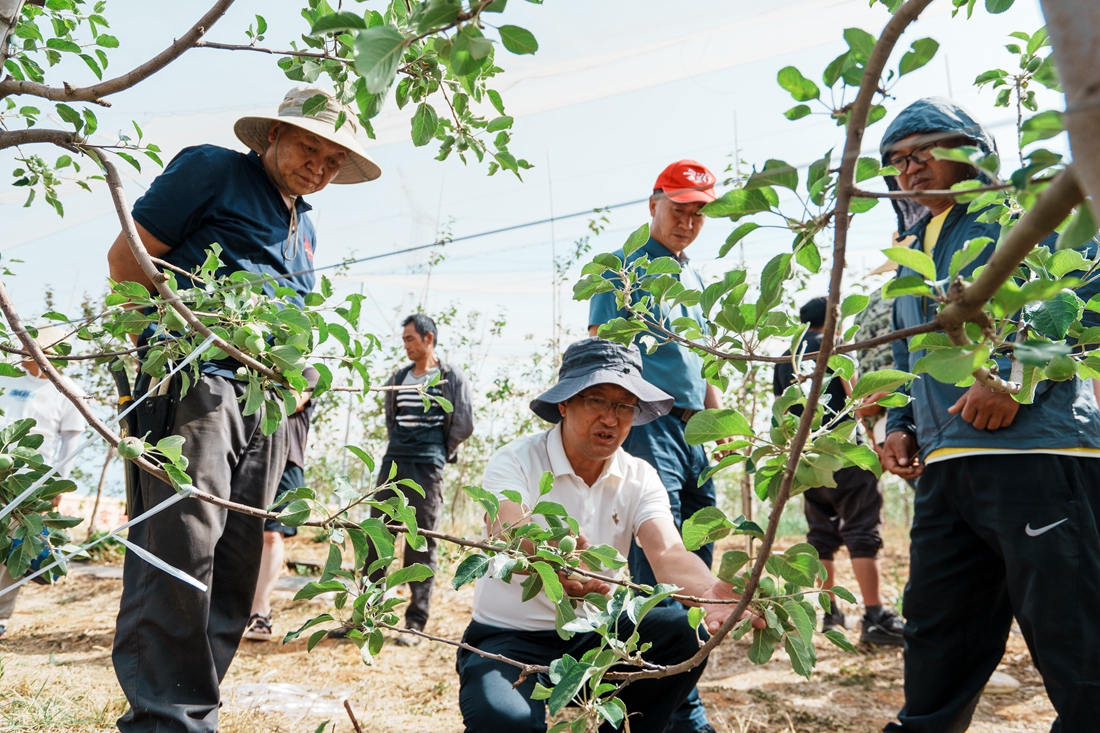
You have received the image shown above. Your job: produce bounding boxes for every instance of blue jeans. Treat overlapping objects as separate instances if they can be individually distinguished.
[622,413,716,732]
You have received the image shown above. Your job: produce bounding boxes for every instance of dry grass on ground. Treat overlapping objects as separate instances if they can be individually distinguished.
[0,532,1055,732]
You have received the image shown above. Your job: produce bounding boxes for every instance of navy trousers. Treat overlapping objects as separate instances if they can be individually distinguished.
[457,608,707,733]
[621,413,716,732]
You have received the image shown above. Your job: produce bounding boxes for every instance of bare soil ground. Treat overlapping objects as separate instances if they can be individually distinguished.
[0,531,1055,732]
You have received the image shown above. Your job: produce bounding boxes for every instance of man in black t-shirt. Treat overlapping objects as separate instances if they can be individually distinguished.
[773,297,903,646]
[358,314,474,642]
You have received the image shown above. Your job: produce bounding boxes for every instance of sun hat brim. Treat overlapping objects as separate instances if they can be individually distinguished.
[529,368,674,427]
[234,115,381,185]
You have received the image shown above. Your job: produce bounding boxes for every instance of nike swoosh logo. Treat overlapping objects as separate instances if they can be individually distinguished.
[1025,518,1069,537]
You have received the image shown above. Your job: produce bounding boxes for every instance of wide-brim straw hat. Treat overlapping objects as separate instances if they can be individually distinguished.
[530,338,674,426]
[34,325,69,355]
[234,86,381,185]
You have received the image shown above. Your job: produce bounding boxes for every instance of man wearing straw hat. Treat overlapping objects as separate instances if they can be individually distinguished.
[106,86,379,733]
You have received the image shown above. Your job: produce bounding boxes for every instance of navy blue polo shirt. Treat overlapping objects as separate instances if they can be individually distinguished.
[132,145,318,377]
[588,237,707,410]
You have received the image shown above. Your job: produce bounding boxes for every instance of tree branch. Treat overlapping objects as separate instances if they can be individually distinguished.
[851,182,1012,199]
[0,0,236,106]
[0,126,80,152]
[606,0,937,687]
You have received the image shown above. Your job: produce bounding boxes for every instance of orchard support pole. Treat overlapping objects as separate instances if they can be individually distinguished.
[1042,0,1100,224]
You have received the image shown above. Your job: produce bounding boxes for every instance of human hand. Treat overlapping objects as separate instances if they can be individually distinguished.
[698,580,766,635]
[881,430,923,479]
[947,382,1019,431]
[714,436,738,460]
[854,391,888,418]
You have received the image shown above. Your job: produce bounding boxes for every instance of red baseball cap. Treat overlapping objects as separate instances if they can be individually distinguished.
[653,160,717,203]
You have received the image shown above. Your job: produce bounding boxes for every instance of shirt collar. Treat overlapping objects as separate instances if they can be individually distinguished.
[546,423,627,485]
[642,237,689,264]
[245,150,313,214]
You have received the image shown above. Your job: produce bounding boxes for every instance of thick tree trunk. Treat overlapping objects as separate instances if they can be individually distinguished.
[1042,0,1100,222]
[0,0,26,71]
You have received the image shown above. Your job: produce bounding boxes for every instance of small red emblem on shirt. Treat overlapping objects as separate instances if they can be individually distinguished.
[303,238,314,262]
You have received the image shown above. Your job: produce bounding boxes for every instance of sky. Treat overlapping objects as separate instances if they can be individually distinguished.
[1,0,1062,370]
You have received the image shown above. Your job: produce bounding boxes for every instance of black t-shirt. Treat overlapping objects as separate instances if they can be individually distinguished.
[772,330,852,427]
[384,368,447,467]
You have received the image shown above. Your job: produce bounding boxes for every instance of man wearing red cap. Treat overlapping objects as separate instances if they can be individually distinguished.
[588,160,723,733]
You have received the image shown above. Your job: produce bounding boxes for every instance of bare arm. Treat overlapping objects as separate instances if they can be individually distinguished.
[704,382,723,410]
[106,222,172,293]
[588,325,599,337]
[637,516,758,634]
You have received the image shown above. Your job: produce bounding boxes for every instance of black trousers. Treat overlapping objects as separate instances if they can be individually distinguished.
[363,458,444,630]
[113,375,287,733]
[457,609,708,733]
[886,454,1100,733]
[804,465,884,561]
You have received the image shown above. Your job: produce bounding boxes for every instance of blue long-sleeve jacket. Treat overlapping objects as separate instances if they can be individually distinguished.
[884,206,1100,458]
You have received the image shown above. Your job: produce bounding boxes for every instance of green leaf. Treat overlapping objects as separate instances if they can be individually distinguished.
[312,11,368,35]
[702,188,774,221]
[498,25,538,54]
[353,25,407,95]
[882,275,932,299]
[824,628,858,653]
[410,102,438,146]
[716,550,750,583]
[1021,110,1064,147]
[855,157,886,183]
[882,247,937,281]
[899,38,939,76]
[1028,289,1083,340]
[531,561,563,602]
[913,345,987,383]
[278,499,312,527]
[784,104,812,121]
[547,660,593,716]
[949,237,991,278]
[154,435,185,463]
[795,241,820,273]
[301,93,329,118]
[850,369,915,401]
[682,506,734,552]
[485,115,513,132]
[684,409,753,444]
[719,223,760,257]
[777,66,820,101]
[840,294,869,319]
[622,223,650,257]
[645,256,682,276]
[1014,339,1071,368]
[748,628,775,665]
[745,159,797,191]
[985,0,1016,14]
[452,553,490,589]
[386,563,433,589]
[843,27,876,61]
[1056,204,1099,251]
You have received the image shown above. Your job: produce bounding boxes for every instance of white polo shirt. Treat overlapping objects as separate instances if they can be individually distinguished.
[471,423,674,631]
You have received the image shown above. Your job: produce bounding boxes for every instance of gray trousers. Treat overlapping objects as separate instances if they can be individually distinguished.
[0,567,20,620]
[113,374,287,733]
[364,458,444,630]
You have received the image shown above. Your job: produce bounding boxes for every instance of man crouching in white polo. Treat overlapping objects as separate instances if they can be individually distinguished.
[457,338,758,733]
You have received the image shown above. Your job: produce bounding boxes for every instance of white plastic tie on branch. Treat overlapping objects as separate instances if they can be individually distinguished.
[0,334,217,522]
[0,486,200,595]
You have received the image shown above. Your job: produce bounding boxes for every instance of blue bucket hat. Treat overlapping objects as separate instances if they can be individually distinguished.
[530,338,674,426]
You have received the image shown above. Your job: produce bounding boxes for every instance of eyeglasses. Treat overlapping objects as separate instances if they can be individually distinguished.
[885,142,938,173]
[578,395,640,421]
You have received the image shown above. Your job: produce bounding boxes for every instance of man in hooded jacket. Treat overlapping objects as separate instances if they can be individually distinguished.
[878,98,1100,733]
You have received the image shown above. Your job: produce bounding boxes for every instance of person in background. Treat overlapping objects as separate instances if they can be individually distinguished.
[458,338,761,733]
[879,97,1100,733]
[0,326,86,639]
[354,314,473,643]
[588,159,726,733]
[107,86,379,732]
[773,298,904,646]
[244,366,319,641]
